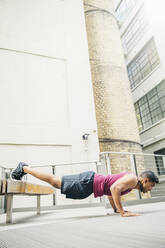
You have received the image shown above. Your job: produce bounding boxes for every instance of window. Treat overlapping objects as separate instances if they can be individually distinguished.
[116,0,138,23]
[154,149,165,175]
[135,80,165,131]
[127,39,160,89]
[121,6,149,53]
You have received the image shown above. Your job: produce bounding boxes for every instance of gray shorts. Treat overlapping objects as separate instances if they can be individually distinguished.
[61,171,95,199]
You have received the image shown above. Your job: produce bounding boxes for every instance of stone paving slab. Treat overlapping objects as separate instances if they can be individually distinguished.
[0,202,165,248]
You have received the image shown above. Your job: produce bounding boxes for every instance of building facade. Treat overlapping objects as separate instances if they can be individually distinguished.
[0,0,100,208]
[115,0,165,175]
[1,0,162,210]
[0,0,99,167]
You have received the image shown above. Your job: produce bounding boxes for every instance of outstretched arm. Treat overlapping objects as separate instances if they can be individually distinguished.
[110,174,140,217]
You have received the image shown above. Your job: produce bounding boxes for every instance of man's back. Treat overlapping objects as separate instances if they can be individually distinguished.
[93,172,133,197]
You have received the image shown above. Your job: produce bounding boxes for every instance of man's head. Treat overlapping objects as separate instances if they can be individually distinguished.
[139,170,159,193]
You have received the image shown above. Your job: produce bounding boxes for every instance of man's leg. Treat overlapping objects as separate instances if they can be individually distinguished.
[23,166,61,189]
[11,162,62,189]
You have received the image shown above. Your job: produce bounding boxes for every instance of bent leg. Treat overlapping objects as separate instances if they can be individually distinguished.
[23,166,61,189]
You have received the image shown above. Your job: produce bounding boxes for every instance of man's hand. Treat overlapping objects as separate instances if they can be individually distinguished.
[121,212,140,217]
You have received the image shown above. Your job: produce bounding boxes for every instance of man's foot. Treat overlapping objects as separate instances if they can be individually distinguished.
[11,162,29,180]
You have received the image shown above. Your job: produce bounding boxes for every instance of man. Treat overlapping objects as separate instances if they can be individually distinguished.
[11,162,159,217]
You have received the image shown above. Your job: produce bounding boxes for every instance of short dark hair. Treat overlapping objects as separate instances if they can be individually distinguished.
[140,170,159,184]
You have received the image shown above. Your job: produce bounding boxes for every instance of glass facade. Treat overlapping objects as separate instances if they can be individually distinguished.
[121,6,149,53]
[128,39,160,89]
[116,0,138,23]
[154,149,165,175]
[135,80,165,131]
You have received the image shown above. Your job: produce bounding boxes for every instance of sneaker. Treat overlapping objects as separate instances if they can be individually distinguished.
[11,162,29,180]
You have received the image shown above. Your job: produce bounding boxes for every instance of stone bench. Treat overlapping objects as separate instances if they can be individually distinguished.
[0,179,55,223]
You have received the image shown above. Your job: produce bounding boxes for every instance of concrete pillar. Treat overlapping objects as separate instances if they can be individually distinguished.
[83,0,142,156]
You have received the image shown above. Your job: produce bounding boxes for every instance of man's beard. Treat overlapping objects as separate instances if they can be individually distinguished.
[139,181,145,193]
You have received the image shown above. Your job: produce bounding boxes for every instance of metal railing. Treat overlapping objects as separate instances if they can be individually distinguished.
[100,152,165,200]
[29,161,99,207]
[1,161,101,212]
[0,152,165,213]
[0,166,7,213]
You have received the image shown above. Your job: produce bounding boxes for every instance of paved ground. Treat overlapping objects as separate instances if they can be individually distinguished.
[0,202,165,248]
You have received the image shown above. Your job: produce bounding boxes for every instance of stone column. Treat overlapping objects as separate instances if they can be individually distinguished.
[83,1,148,201]
[83,0,142,155]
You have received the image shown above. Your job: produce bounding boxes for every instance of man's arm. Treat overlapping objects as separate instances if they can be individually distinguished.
[107,195,131,213]
[107,195,118,212]
[110,174,140,217]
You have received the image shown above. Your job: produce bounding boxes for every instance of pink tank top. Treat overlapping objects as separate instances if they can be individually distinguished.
[93,172,133,198]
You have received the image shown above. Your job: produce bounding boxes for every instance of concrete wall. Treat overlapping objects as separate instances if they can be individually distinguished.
[0,0,99,208]
[140,119,165,149]
[145,0,165,73]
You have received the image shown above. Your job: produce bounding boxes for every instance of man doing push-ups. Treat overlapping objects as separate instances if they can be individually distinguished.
[11,162,159,217]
